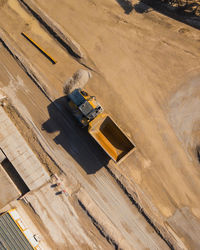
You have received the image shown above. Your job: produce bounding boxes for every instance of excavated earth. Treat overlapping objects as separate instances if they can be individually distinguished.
[0,0,200,249]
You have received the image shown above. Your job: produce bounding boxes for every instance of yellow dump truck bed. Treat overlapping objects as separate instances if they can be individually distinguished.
[88,114,135,163]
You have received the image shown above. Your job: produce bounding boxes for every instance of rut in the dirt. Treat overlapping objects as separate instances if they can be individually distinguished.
[19,0,81,59]
[105,166,175,250]
[1,32,174,250]
[1,4,176,248]
[78,200,119,250]
[18,0,99,72]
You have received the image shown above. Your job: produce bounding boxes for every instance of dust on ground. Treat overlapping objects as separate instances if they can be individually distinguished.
[0,0,200,248]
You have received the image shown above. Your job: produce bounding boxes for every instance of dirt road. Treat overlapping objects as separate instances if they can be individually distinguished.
[0,0,200,248]
[20,1,200,249]
[0,42,168,249]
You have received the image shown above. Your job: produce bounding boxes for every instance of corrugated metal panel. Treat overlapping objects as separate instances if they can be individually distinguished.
[0,213,34,250]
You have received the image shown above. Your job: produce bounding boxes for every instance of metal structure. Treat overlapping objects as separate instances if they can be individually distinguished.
[0,209,40,249]
[21,32,57,64]
[65,88,135,163]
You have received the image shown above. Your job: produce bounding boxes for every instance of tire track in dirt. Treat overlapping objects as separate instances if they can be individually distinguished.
[0,29,173,249]
[18,0,100,73]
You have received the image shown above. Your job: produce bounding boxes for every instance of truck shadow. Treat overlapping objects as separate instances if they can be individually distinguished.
[42,96,110,174]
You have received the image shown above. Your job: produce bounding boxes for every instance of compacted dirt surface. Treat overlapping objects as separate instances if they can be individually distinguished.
[0,0,200,249]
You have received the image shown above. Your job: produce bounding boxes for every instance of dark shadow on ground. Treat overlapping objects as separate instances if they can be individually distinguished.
[134,1,200,29]
[1,158,29,195]
[42,96,110,174]
[196,145,200,163]
[115,0,134,14]
[133,2,152,13]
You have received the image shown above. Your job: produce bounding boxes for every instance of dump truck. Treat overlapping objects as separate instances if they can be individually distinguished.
[63,70,135,163]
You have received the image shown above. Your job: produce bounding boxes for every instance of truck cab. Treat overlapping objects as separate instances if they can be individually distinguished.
[66,88,103,127]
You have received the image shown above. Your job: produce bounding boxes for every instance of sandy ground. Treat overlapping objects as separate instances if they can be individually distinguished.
[25,0,200,248]
[0,0,200,249]
[0,43,168,249]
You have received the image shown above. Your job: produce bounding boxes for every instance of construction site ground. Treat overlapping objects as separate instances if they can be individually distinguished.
[0,0,200,249]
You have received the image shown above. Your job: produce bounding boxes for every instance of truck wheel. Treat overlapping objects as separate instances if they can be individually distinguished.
[63,69,92,95]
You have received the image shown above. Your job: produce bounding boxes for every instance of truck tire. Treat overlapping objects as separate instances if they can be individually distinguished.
[63,69,92,95]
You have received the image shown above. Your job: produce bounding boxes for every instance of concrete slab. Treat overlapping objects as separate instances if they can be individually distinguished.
[0,163,21,209]
[0,107,49,190]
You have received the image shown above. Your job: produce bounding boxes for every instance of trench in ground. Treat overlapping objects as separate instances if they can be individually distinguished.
[1,157,30,195]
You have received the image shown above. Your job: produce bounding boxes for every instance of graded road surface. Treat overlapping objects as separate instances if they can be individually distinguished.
[0,42,168,249]
[0,0,200,249]
[20,0,200,249]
